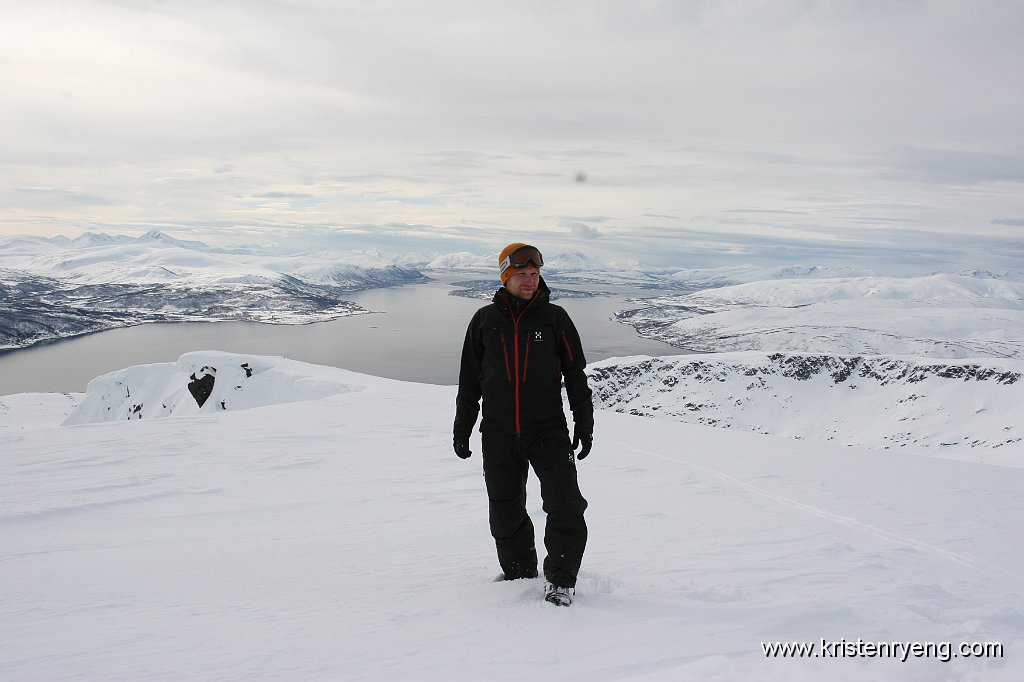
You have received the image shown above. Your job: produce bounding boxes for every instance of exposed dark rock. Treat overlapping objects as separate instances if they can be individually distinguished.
[188,369,217,408]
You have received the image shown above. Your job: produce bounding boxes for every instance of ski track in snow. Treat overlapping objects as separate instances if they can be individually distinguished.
[617,441,1018,586]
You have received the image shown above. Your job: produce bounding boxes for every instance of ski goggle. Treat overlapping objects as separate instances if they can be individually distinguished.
[499,245,544,275]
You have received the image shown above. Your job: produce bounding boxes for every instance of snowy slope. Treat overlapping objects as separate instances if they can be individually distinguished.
[2,353,1021,681]
[589,353,1023,466]
[618,273,1024,359]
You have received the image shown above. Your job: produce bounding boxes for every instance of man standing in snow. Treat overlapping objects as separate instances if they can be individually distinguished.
[453,243,594,607]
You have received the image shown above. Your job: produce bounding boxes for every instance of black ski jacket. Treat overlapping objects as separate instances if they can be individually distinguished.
[454,277,594,439]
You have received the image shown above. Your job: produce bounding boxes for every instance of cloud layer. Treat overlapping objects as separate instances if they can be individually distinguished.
[1,0,1022,272]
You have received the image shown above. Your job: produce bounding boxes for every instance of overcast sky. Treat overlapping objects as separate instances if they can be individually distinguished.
[2,0,1022,272]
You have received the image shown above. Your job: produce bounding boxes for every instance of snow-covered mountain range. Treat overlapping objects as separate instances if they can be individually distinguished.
[0,231,426,350]
[2,232,683,352]
[617,272,1024,359]
[9,230,1019,364]
[2,351,1020,680]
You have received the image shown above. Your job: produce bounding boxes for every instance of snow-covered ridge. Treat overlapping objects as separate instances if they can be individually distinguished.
[62,351,378,426]
[589,352,1023,462]
[618,273,1024,359]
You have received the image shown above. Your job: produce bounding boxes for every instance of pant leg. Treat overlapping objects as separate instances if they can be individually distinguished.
[527,428,588,588]
[481,432,538,578]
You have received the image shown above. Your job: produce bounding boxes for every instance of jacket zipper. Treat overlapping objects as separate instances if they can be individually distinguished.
[513,321,521,433]
[562,332,574,361]
[505,293,539,435]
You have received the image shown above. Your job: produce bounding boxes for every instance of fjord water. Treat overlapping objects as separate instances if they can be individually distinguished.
[0,277,682,395]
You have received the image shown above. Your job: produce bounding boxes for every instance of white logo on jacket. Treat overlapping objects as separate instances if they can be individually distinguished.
[534,331,544,341]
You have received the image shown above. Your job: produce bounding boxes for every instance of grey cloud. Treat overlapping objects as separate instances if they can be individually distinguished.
[557,215,614,224]
[877,146,1024,185]
[724,209,810,216]
[12,187,115,208]
[600,224,1024,275]
[253,192,317,199]
[420,151,513,167]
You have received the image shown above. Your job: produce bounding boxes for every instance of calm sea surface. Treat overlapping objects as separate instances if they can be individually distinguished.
[0,275,684,395]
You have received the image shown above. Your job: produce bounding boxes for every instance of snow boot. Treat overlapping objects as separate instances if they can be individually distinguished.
[544,581,574,607]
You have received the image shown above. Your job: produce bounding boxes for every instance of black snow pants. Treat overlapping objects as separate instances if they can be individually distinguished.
[481,427,588,588]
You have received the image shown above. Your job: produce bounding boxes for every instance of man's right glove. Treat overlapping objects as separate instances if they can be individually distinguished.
[572,431,593,460]
[453,437,472,459]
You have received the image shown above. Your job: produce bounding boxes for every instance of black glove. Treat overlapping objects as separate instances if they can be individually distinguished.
[453,437,472,459]
[572,431,592,460]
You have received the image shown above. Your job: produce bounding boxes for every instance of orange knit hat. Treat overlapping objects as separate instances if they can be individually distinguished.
[498,242,543,285]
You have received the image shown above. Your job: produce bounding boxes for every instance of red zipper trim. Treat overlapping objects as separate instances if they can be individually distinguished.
[500,335,512,381]
[523,335,531,383]
[513,321,521,433]
[503,291,540,435]
[562,332,574,362]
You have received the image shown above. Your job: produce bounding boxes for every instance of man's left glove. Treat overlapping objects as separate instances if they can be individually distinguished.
[572,431,593,460]
[453,437,472,459]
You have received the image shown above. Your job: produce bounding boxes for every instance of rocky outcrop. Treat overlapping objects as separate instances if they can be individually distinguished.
[588,353,1022,453]
[187,368,217,408]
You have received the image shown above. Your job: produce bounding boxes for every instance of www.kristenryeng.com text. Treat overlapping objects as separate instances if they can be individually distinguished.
[761,638,1004,663]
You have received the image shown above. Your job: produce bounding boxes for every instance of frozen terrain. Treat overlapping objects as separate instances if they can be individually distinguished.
[618,273,1024,359]
[8,231,883,354]
[1,352,1020,680]
[589,352,1022,465]
[0,232,425,350]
